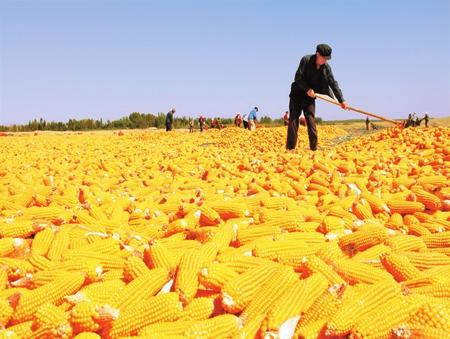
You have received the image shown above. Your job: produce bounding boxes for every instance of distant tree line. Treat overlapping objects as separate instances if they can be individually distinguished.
[0,112,322,132]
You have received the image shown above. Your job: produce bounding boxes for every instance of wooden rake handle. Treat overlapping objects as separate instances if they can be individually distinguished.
[314,93,400,125]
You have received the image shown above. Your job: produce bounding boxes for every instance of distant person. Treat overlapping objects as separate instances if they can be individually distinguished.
[415,116,421,127]
[365,116,370,130]
[283,111,289,126]
[234,113,242,127]
[248,107,258,131]
[424,113,429,127]
[188,117,194,133]
[199,115,206,132]
[242,112,249,129]
[287,44,348,151]
[165,108,175,131]
[405,113,413,128]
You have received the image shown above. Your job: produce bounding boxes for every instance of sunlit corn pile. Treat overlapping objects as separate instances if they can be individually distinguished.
[0,125,449,339]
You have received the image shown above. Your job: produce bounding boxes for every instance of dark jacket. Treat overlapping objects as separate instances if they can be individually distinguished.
[165,111,173,125]
[290,54,344,103]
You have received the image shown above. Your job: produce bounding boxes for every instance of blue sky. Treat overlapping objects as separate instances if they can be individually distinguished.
[1,0,449,125]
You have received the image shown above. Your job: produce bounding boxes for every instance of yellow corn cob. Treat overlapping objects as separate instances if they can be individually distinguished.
[33,303,72,337]
[210,223,234,252]
[209,200,249,220]
[30,227,55,256]
[295,319,327,339]
[338,226,389,254]
[296,284,344,329]
[0,238,25,257]
[27,253,54,271]
[260,196,295,210]
[315,241,346,264]
[218,254,274,273]
[72,333,102,339]
[198,205,222,226]
[236,225,282,245]
[392,325,450,339]
[123,255,151,281]
[235,312,266,339]
[11,270,66,289]
[74,237,121,255]
[352,199,374,220]
[387,200,425,215]
[300,255,346,285]
[198,262,239,292]
[46,229,70,261]
[175,248,203,305]
[399,251,450,270]
[139,321,195,337]
[421,231,450,248]
[360,192,390,213]
[144,241,178,272]
[240,266,299,321]
[221,264,279,314]
[407,222,432,236]
[319,215,346,233]
[417,175,447,187]
[49,259,103,283]
[351,296,421,339]
[261,217,311,233]
[108,292,182,337]
[4,320,33,338]
[263,273,328,335]
[179,297,215,321]
[384,234,427,251]
[326,205,357,221]
[184,314,242,339]
[252,238,307,260]
[0,258,36,280]
[326,280,401,336]
[62,250,125,270]
[0,223,42,238]
[408,301,450,332]
[0,270,7,291]
[351,243,391,263]
[331,258,394,285]
[22,206,67,220]
[408,281,450,297]
[114,268,170,311]
[274,231,325,245]
[66,279,125,305]
[12,272,85,323]
[0,299,13,327]
[198,242,219,264]
[70,301,119,333]
[380,252,422,282]
[411,187,442,211]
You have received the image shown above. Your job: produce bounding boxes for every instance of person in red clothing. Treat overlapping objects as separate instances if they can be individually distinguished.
[199,115,206,132]
[235,113,242,127]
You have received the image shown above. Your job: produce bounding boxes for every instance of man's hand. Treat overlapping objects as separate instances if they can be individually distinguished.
[307,89,315,98]
[340,101,349,110]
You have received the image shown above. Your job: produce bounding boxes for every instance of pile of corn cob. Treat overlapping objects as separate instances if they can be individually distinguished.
[0,125,449,339]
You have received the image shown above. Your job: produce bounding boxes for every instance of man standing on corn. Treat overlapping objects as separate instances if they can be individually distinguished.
[287,44,348,150]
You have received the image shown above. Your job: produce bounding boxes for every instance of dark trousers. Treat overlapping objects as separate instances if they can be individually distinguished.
[243,121,249,129]
[286,98,317,150]
[166,123,172,131]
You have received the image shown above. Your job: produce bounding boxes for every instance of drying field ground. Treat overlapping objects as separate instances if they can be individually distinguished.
[0,122,449,338]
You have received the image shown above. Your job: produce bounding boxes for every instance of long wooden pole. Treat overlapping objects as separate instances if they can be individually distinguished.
[314,93,400,125]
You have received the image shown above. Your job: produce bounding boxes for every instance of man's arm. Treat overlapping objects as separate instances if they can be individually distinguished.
[294,56,311,93]
[326,66,345,103]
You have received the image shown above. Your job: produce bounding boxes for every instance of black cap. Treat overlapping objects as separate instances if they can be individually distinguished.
[316,44,332,59]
